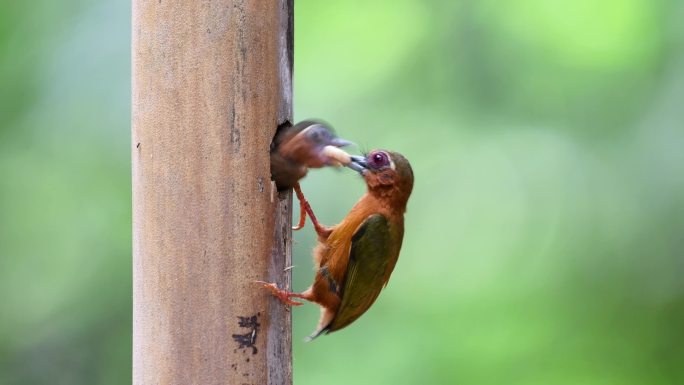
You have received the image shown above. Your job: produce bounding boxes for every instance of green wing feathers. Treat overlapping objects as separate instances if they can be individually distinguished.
[327,214,401,332]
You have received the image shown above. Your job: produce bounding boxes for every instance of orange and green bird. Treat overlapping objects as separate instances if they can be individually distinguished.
[270,120,352,231]
[260,149,414,340]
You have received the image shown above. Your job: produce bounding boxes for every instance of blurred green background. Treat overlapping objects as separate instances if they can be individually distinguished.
[1,0,683,384]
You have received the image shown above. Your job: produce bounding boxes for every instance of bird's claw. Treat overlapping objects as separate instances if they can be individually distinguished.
[254,281,303,306]
[292,202,306,231]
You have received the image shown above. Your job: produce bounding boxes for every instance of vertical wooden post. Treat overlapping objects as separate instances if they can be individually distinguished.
[132,1,293,384]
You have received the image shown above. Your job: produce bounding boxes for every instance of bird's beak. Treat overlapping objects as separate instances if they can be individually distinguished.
[347,155,368,174]
[329,137,354,148]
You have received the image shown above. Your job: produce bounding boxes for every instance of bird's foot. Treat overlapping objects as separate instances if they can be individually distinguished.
[255,281,304,306]
[293,183,332,239]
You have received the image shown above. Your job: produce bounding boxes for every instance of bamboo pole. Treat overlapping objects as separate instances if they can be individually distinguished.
[132,1,293,384]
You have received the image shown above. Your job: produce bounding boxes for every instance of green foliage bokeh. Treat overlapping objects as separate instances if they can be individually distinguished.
[1,1,683,384]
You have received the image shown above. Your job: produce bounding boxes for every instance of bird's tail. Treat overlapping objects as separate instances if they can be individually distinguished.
[304,325,330,342]
[304,307,335,342]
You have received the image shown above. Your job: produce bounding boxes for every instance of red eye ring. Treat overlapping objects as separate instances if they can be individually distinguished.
[369,151,389,168]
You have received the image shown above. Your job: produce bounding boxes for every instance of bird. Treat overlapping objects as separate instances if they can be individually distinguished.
[270,120,353,232]
[259,149,414,340]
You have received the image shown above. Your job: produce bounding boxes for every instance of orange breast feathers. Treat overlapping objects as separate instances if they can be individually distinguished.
[313,195,387,290]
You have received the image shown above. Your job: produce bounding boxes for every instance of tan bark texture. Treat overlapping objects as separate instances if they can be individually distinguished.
[132,1,293,383]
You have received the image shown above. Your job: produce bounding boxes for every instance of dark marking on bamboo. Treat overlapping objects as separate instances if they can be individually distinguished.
[232,315,261,355]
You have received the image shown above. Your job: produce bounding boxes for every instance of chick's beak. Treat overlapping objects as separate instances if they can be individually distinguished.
[329,137,354,148]
[321,145,352,166]
[347,155,368,174]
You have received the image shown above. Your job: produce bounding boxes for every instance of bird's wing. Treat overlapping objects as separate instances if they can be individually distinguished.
[327,213,400,332]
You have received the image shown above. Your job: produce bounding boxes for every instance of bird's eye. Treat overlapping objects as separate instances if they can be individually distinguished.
[369,151,389,168]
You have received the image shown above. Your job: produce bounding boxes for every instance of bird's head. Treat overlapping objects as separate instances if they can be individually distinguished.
[348,150,414,210]
[282,121,353,168]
